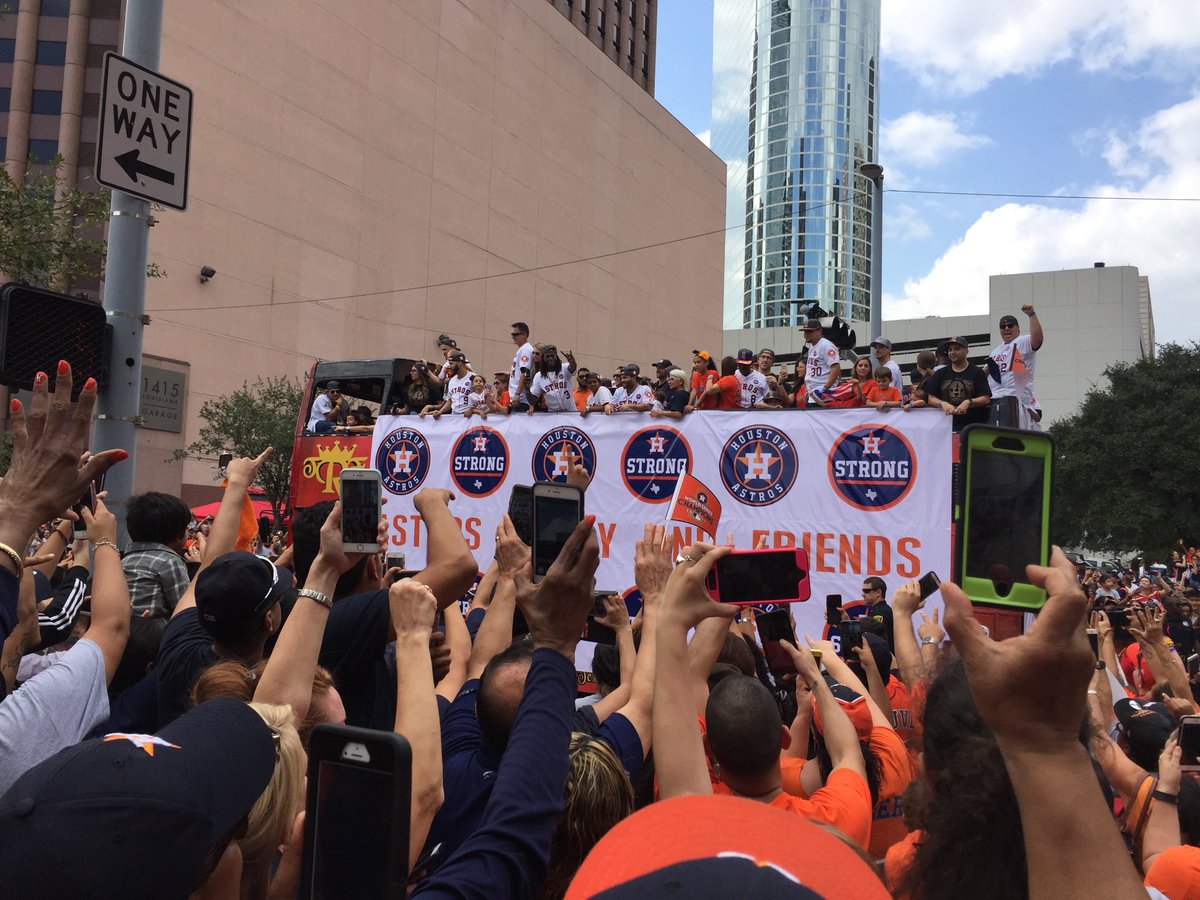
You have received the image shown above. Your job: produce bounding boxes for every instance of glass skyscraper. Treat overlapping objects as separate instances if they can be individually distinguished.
[712,0,880,330]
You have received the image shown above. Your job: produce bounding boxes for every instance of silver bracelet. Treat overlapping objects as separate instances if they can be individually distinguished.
[298,588,332,610]
[92,539,120,554]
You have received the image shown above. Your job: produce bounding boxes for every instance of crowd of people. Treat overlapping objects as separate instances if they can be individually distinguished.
[305,310,1046,434]
[0,359,1197,899]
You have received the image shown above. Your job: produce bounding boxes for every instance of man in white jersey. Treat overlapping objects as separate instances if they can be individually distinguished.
[509,321,535,412]
[800,318,840,405]
[988,306,1043,430]
[420,351,473,418]
[529,344,578,413]
[734,348,770,409]
[870,337,903,389]
[612,364,654,412]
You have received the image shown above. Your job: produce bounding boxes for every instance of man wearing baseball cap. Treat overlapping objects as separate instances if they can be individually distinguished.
[870,337,903,390]
[650,359,674,395]
[800,318,841,405]
[306,380,347,434]
[988,305,1044,430]
[613,364,654,412]
[734,348,770,409]
[920,336,991,431]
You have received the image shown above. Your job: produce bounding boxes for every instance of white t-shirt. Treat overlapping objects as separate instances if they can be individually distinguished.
[530,362,575,412]
[988,333,1037,400]
[876,359,903,390]
[465,389,492,414]
[736,369,770,408]
[445,372,473,414]
[613,384,654,409]
[804,338,841,393]
[511,342,535,389]
[587,385,613,409]
[306,393,334,430]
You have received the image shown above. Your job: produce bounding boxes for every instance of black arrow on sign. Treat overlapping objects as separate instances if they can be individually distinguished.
[114,149,175,186]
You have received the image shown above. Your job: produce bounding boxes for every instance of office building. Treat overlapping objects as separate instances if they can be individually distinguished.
[725,263,1155,427]
[1,0,724,504]
[712,0,881,331]
[548,0,657,93]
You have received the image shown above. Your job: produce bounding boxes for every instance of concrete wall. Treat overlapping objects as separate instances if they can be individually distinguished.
[139,0,725,495]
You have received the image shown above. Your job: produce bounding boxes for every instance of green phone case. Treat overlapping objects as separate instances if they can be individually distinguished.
[955,424,1054,611]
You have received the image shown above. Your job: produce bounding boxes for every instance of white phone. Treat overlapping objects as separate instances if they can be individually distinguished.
[339,468,382,554]
[531,481,584,584]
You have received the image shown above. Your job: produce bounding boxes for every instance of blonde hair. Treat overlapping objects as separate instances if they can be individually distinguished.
[242,702,305,869]
[190,660,338,748]
[538,733,635,899]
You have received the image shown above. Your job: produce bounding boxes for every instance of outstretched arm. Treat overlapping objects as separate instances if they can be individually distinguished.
[412,489,477,611]
[79,498,130,682]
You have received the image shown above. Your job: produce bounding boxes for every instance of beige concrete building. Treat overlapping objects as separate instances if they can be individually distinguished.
[2,0,725,504]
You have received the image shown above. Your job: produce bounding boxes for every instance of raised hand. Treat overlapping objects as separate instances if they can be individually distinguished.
[658,542,736,631]
[514,516,599,658]
[494,514,531,578]
[634,523,672,601]
[917,608,945,644]
[388,578,439,638]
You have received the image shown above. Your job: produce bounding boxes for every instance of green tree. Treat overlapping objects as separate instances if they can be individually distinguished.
[0,155,165,287]
[1050,343,1200,559]
[174,376,304,522]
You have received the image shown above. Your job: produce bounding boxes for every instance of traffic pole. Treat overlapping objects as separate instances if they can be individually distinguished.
[92,0,163,544]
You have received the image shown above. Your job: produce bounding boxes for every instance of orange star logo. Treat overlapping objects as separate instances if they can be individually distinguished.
[102,733,181,756]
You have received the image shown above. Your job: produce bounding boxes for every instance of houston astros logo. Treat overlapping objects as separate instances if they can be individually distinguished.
[449,427,509,498]
[376,427,431,495]
[532,426,597,484]
[621,427,692,503]
[827,425,917,511]
[720,426,797,506]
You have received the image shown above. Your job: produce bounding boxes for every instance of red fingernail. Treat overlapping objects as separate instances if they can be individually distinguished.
[585,514,596,527]
[113,449,129,462]
[57,360,69,375]
[34,371,45,385]
[84,377,96,391]
[10,399,20,414]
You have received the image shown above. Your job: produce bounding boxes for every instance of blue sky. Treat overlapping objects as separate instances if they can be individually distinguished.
[655,0,1200,343]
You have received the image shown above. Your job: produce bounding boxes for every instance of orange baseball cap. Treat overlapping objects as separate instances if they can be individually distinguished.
[566,794,888,899]
[811,680,873,741]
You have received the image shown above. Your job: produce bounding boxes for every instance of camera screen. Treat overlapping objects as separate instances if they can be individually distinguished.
[714,552,803,604]
[341,477,380,544]
[312,761,395,898]
[1180,723,1200,763]
[965,450,1045,591]
[534,495,580,576]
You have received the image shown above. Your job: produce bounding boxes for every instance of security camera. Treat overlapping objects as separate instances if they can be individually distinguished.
[199,265,216,283]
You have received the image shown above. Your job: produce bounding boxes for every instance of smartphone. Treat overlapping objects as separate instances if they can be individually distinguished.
[340,469,382,553]
[1188,653,1200,678]
[217,452,232,476]
[825,594,843,626]
[756,607,798,680]
[302,724,411,899]
[956,425,1054,610]
[1180,715,1200,772]
[585,592,618,645]
[507,484,534,546]
[705,549,811,606]
[839,619,863,657]
[918,571,941,601]
[385,552,406,572]
[1087,628,1099,658]
[1105,607,1129,630]
[531,481,584,583]
[70,473,105,540]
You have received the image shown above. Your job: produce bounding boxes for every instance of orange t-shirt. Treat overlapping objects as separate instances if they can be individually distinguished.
[867,726,915,859]
[863,382,901,404]
[573,388,591,412]
[716,375,741,410]
[691,370,717,409]
[886,676,917,748]
[769,768,873,851]
[884,829,922,897]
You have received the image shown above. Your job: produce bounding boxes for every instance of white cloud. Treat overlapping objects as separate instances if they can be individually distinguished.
[882,112,991,167]
[696,129,712,148]
[887,204,933,242]
[882,0,1200,93]
[884,93,1200,343]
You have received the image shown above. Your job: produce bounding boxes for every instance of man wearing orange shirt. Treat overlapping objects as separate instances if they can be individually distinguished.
[650,542,874,851]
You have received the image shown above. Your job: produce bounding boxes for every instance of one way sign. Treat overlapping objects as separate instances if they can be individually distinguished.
[96,53,193,211]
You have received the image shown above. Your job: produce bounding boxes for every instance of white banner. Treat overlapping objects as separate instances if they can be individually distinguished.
[370,410,952,640]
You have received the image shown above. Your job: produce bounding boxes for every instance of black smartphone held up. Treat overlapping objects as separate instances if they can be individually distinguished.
[956,425,1054,610]
[1188,653,1200,678]
[756,607,798,680]
[507,484,534,547]
[918,571,941,601]
[302,724,411,900]
[584,592,619,645]
[531,481,584,583]
[70,472,105,540]
[825,594,843,626]
[340,469,382,554]
[839,620,863,657]
[1179,715,1200,773]
[704,549,811,606]
[1106,607,1129,631]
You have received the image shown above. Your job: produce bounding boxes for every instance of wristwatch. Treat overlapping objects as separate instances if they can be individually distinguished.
[921,636,937,645]
[298,588,332,610]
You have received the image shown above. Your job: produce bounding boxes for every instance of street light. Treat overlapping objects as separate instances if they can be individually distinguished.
[860,162,884,340]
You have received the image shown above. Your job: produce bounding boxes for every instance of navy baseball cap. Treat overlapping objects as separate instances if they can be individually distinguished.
[0,697,276,899]
[195,552,293,642]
